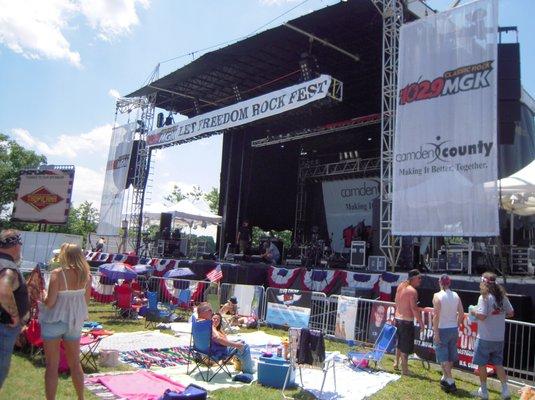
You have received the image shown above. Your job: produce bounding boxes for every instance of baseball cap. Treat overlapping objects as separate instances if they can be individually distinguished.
[229,296,238,304]
[52,249,61,255]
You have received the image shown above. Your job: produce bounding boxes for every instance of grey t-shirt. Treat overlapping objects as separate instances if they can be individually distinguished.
[476,293,513,342]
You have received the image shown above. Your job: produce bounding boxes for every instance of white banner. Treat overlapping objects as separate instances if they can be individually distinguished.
[322,178,379,253]
[393,0,499,236]
[97,123,135,236]
[335,296,358,340]
[12,169,74,224]
[146,75,333,147]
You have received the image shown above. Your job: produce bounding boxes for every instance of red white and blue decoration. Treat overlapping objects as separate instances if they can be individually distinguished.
[268,266,302,288]
[301,269,343,294]
[90,275,115,303]
[98,262,137,280]
[376,272,407,301]
[206,265,223,282]
[153,259,176,274]
[163,268,195,279]
[344,272,380,290]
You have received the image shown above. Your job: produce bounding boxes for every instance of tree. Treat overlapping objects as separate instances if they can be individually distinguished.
[164,184,186,204]
[187,185,203,202]
[46,201,99,247]
[0,133,46,213]
[204,187,219,214]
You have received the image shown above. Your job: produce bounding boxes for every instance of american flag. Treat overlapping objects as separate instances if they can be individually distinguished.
[206,265,223,282]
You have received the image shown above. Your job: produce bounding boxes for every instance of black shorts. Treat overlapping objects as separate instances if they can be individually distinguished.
[396,319,415,355]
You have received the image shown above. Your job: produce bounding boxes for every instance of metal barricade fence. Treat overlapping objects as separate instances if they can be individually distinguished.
[147,276,207,308]
[504,319,535,385]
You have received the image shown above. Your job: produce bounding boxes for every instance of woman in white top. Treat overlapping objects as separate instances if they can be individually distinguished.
[40,243,91,400]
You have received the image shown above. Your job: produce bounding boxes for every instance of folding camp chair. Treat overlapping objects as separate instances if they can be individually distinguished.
[187,316,237,382]
[80,334,104,371]
[282,327,337,400]
[145,291,173,328]
[24,318,44,363]
[347,322,397,369]
[114,288,137,319]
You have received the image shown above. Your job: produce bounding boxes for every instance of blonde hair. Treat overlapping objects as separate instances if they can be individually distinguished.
[58,243,90,286]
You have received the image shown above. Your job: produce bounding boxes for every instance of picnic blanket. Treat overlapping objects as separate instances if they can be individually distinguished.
[299,363,399,400]
[97,331,189,352]
[121,347,190,369]
[86,370,186,400]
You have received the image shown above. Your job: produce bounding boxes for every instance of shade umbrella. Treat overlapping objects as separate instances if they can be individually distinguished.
[163,268,195,279]
[98,262,137,280]
[132,264,154,275]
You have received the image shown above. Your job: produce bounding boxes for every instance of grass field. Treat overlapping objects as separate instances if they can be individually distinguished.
[1,302,521,400]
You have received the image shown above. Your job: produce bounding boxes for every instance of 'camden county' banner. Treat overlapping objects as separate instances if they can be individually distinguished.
[323,178,379,253]
[393,0,499,236]
[147,75,333,147]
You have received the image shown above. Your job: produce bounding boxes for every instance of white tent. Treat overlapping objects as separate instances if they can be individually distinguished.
[492,159,535,216]
[143,199,221,231]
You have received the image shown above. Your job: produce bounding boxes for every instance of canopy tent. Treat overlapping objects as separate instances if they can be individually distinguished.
[143,200,222,227]
[491,159,535,216]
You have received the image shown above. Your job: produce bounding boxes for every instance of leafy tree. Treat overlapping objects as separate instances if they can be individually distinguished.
[204,187,219,214]
[187,185,203,202]
[0,133,46,213]
[164,184,186,204]
[47,201,99,246]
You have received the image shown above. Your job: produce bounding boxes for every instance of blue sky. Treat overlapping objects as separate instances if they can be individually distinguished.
[0,0,533,213]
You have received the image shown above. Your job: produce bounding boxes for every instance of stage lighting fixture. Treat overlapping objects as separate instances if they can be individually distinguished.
[165,113,174,126]
[156,112,164,128]
[368,137,372,141]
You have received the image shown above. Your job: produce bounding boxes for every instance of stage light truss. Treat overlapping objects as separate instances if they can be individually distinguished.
[251,113,381,148]
[299,156,380,180]
[116,96,153,114]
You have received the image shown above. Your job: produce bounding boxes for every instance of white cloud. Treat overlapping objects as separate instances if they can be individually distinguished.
[79,0,149,41]
[71,165,105,207]
[0,0,149,66]
[11,124,113,159]
[108,88,121,98]
[0,0,81,67]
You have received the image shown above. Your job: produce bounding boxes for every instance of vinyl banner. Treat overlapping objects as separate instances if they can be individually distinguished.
[97,123,135,236]
[12,168,74,224]
[265,289,311,329]
[322,178,379,253]
[393,0,499,236]
[146,75,333,147]
[334,296,358,340]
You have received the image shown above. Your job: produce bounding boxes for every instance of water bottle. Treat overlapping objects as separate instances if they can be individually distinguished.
[468,305,477,322]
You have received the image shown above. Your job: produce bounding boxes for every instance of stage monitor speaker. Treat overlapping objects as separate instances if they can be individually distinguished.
[368,255,387,272]
[498,43,521,145]
[159,212,172,239]
[349,241,366,268]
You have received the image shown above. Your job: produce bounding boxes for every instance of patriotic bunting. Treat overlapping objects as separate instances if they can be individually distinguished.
[301,269,343,294]
[376,272,407,301]
[345,272,380,289]
[90,275,115,303]
[160,279,198,303]
[268,266,302,288]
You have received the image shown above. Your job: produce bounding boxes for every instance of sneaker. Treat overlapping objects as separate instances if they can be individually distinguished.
[474,387,489,399]
[448,382,457,393]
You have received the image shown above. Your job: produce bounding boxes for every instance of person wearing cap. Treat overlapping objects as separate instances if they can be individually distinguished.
[219,296,238,316]
[393,268,424,375]
[0,229,29,389]
[432,274,464,393]
[470,272,514,400]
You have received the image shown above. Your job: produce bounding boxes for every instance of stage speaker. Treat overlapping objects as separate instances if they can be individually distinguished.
[368,255,387,272]
[498,43,521,145]
[349,241,366,268]
[159,212,172,239]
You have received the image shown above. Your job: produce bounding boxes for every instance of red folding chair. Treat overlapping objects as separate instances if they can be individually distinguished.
[80,334,104,371]
[24,318,44,361]
[114,285,137,318]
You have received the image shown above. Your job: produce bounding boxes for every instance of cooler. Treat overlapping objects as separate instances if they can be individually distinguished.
[257,356,295,389]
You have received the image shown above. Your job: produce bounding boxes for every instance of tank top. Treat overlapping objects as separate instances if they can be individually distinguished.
[39,269,88,331]
[436,289,460,329]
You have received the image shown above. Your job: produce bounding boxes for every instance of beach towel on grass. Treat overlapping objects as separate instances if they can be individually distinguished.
[87,370,185,400]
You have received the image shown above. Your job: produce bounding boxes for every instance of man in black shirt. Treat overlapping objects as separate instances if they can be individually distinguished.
[0,229,29,388]
[236,220,252,255]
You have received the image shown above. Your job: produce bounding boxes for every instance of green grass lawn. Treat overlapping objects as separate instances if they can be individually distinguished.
[1,302,520,399]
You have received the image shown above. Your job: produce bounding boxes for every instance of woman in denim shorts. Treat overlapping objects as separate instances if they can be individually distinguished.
[39,243,91,400]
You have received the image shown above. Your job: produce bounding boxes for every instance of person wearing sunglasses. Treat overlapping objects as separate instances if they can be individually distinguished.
[0,230,29,390]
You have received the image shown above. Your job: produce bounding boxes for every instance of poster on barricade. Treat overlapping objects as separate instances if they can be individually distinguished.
[393,0,499,236]
[229,284,263,318]
[368,303,396,348]
[335,296,359,340]
[413,308,479,371]
[266,289,311,328]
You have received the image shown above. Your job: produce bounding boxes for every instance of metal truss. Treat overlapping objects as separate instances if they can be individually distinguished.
[294,156,380,240]
[371,0,403,270]
[118,93,156,253]
[251,113,380,148]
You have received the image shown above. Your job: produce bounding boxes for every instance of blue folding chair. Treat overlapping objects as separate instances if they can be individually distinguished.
[144,291,173,329]
[187,316,237,382]
[348,322,397,369]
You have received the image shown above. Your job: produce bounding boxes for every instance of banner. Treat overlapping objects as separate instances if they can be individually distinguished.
[335,296,359,340]
[368,303,396,350]
[322,178,379,253]
[97,123,135,236]
[393,0,499,236]
[265,289,311,328]
[12,168,74,224]
[147,75,333,147]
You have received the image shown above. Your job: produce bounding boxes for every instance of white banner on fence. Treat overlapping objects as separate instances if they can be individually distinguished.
[335,296,358,340]
[146,75,333,147]
[393,0,499,236]
[97,123,135,236]
[322,178,379,253]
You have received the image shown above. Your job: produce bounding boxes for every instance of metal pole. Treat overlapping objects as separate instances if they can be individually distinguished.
[510,212,514,246]
[468,237,473,275]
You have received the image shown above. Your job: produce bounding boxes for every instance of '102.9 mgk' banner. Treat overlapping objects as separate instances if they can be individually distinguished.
[393,0,499,236]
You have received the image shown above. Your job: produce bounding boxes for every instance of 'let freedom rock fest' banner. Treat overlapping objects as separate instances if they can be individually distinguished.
[393,0,499,236]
